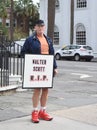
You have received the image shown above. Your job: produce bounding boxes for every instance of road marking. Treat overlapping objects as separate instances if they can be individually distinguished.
[71,73,92,79]
[91,94,97,97]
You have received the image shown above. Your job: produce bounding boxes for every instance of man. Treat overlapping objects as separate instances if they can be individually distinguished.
[21,19,58,123]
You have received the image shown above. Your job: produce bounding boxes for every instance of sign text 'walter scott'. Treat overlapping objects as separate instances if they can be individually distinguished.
[33,59,46,72]
[32,59,46,64]
[30,59,48,81]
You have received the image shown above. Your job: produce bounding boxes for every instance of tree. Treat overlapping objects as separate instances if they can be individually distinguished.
[14,0,39,34]
[47,0,56,42]
[10,0,14,41]
[0,0,39,38]
[70,0,74,44]
[0,0,10,36]
[0,1,7,27]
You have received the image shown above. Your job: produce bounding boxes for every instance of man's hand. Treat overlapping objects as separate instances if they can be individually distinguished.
[54,69,58,76]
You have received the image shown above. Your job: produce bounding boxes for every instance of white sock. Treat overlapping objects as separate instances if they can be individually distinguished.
[33,107,38,111]
[40,107,46,111]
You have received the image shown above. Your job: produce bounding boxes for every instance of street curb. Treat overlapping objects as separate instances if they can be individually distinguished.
[0,85,18,96]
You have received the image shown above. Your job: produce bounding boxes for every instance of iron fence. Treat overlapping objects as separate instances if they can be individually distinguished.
[0,36,24,87]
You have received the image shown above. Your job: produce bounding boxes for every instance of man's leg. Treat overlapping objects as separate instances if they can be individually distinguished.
[39,88,53,121]
[40,88,48,107]
[32,88,41,108]
[32,88,41,123]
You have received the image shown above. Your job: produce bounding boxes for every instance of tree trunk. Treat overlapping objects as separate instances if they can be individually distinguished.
[47,0,55,43]
[22,16,29,35]
[10,0,14,41]
[70,0,74,44]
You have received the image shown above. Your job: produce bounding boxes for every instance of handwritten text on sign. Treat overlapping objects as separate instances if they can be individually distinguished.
[30,59,48,81]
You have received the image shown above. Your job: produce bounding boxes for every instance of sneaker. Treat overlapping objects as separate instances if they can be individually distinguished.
[38,110,53,121]
[31,110,39,123]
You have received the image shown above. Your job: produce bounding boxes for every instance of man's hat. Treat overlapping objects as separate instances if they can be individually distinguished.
[35,19,45,26]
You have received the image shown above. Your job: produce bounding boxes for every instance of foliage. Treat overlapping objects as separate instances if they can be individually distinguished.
[0,0,39,39]
[0,23,8,35]
[13,28,28,40]
[14,0,39,29]
[0,0,10,38]
[0,0,10,7]
[0,2,7,18]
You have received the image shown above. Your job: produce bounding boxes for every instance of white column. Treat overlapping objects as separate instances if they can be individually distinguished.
[40,0,48,34]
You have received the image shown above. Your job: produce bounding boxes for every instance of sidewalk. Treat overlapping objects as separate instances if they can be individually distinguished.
[0,100,97,130]
[0,88,97,130]
[0,114,97,130]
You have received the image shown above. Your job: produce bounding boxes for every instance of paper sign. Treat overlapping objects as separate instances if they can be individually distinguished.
[23,54,54,88]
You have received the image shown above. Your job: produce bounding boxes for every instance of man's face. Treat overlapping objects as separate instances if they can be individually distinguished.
[35,24,45,34]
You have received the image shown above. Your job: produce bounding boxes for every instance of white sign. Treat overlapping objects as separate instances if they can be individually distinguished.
[23,54,54,89]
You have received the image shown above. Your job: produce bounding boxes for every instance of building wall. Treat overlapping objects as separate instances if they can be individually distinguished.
[40,0,71,48]
[74,1,90,46]
[55,0,71,47]
[88,0,97,53]
[74,0,97,54]
[40,0,97,56]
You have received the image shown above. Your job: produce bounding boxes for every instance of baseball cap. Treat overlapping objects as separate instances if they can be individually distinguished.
[35,19,45,26]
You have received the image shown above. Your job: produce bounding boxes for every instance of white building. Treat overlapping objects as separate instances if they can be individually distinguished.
[40,0,97,57]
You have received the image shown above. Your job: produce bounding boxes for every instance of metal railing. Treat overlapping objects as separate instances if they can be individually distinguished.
[0,37,24,87]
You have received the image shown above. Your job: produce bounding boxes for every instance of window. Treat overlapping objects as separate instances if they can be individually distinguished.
[54,32,59,45]
[13,20,16,27]
[70,45,78,49]
[76,24,86,45]
[0,19,2,23]
[55,0,59,8]
[6,22,10,27]
[53,26,59,45]
[62,46,70,50]
[6,19,10,27]
[83,46,92,50]
[77,0,87,8]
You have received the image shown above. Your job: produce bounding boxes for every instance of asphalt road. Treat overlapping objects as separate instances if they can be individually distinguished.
[51,60,97,107]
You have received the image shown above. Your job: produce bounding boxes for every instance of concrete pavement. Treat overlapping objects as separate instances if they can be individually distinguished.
[0,89,97,130]
[0,114,97,130]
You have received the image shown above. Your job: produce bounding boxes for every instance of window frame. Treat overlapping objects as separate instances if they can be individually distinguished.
[76,0,87,9]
